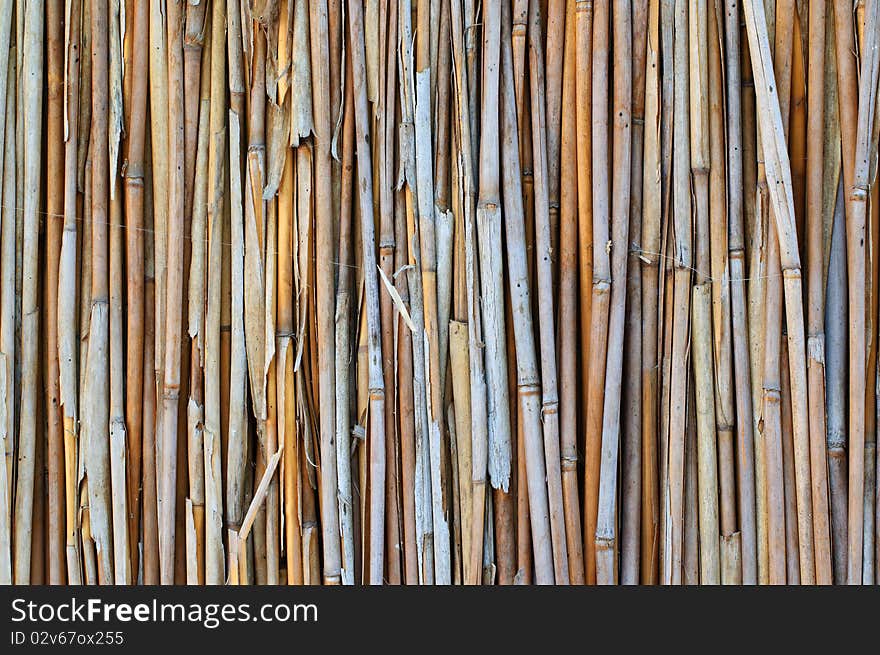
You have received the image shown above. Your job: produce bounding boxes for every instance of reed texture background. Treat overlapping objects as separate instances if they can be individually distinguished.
[0,0,877,585]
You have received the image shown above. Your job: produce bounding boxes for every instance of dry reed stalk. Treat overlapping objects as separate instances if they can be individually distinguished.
[380,0,403,586]
[663,0,692,586]
[844,0,880,584]
[0,2,13,587]
[478,0,512,510]
[639,0,661,584]
[771,0,816,586]
[309,0,342,586]
[558,0,586,585]
[583,0,610,585]
[148,4,168,529]
[200,0,226,586]
[743,0,821,584]
[546,0,564,264]
[617,0,648,586]
[157,0,185,585]
[527,0,569,584]
[825,178,848,583]
[499,0,554,585]
[706,0,737,583]
[184,15,212,588]
[80,0,115,585]
[575,3,594,575]
[448,0,486,584]
[121,0,148,582]
[724,0,758,585]
[46,0,66,584]
[413,0,451,584]
[804,0,833,584]
[225,0,249,579]
[594,0,633,585]
[782,336,801,583]
[59,0,83,585]
[334,37,356,585]
[349,0,387,585]
[761,221,787,584]
[688,0,721,586]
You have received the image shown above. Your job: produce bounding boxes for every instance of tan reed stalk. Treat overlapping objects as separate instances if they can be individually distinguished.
[558,0,586,585]
[662,0,692,585]
[448,0,488,584]
[225,0,249,578]
[545,0,564,265]
[527,0,570,583]
[190,38,212,581]
[743,0,822,584]
[804,0,833,584]
[781,336,801,583]
[594,0,633,585]
[498,0,555,585]
[58,0,83,585]
[148,3,168,519]
[400,0,435,585]
[380,0,403,586]
[617,0,648,586]
[638,0,661,585]
[706,0,737,583]
[45,0,66,584]
[79,148,95,584]
[0,0,13,587]
[688,0,720,585]
[583,0,610,585]
[158,0,186,585]
[478,0,512,507]
[846,0,880,584]
[724,0,758,585]
[824,179,848,583]
[309,0,342,585]
[200,0,226,586]
[244,19,268,462]
[655,0,674,578]
[413,0,451,583]
[121,0,148,581]
[109,171,130,585]
[243,23,269,585]
[183,0,207,217]
[575,3,594,571]
[771,0,816,585]
[761,226,786,584]
[333,32,356,585]
[349,0,388,585]
[79,0,116,586]
[683,382,699,584]
[747,10,771,584]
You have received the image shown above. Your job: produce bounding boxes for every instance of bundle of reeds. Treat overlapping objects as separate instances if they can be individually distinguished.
[1,0,878,585]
